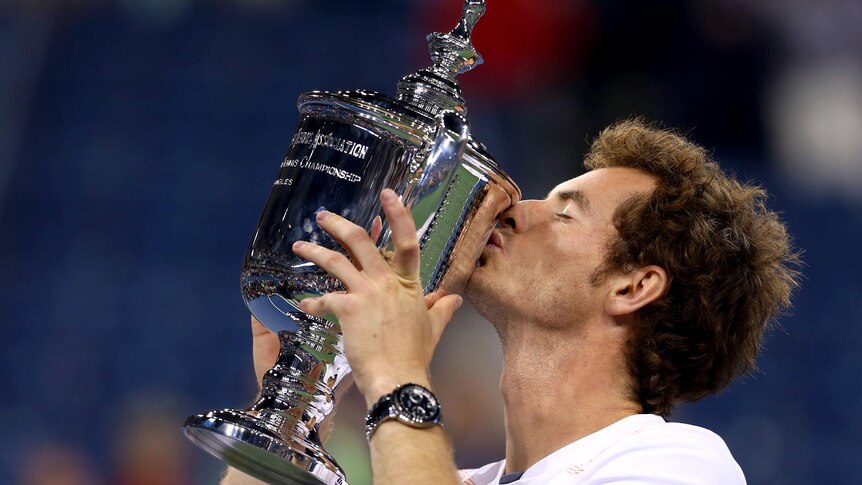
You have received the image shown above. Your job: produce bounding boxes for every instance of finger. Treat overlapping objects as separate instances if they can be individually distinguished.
[370,215,383,243]
[298,293,345,317]
[380,189,420,277]
[427,294,463,343]
[424,290,449,310]
[293,240,365,289]
[340,215,383,272]
[316,211,388,275]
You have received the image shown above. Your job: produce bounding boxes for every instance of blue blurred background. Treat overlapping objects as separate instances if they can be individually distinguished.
[2,0,861,484]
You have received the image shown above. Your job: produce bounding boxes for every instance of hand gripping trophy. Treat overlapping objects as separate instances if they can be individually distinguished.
[183,1,520,483]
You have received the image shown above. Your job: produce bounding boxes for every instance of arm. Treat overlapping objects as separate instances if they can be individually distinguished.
[293,189,464,485]
[369,418,459,484]
[360,291,462,484]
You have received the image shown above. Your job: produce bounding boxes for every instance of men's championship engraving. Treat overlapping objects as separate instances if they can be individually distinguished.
[183,1,520,484]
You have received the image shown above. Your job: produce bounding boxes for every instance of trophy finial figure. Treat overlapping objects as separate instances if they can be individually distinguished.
[397,0,487,115]
[428,0,486,78]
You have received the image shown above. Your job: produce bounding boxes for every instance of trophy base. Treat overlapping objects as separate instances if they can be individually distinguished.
[184,409,347,485]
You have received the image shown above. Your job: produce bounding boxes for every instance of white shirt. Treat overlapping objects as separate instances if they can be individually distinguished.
[458,414,745,485]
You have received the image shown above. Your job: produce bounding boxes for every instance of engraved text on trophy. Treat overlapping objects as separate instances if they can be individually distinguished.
[241,115,413,333]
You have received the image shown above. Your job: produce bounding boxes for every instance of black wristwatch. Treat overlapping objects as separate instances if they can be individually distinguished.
[364,383,443,440]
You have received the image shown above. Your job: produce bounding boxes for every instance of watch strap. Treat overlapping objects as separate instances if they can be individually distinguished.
[365,393,396,439]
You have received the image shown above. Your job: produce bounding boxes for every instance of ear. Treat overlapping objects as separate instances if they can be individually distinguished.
[605,265,668,317]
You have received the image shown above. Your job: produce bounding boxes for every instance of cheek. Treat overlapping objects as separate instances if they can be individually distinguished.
[537,241,606,289]
[506,228,604,284]
[512,247,577,293]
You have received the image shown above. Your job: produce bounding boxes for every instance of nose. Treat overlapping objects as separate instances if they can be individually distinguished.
[499,199,538,233]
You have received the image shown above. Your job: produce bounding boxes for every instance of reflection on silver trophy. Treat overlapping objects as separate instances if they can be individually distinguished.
[183,1,520,483]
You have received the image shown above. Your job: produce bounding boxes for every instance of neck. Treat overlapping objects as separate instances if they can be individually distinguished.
[497,318,641,473]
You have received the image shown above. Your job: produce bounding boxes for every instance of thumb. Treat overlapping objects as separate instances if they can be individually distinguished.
[427,294,464,342]
[424,289,449,309]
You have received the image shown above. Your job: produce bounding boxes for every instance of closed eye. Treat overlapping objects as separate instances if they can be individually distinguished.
[556,205,575,220]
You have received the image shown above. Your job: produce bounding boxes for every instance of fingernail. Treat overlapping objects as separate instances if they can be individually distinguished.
[317,210,331,220]
[381,189,396,202]
[455,296,464,309]
[293,240,306,250]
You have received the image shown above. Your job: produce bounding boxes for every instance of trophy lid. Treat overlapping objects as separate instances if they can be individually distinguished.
[396,0,486,116]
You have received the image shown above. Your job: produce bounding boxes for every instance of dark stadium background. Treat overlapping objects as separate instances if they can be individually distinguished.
[2,0,860,483]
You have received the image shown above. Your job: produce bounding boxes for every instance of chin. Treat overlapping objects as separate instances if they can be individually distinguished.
[464,273,485,309]
[465,272,504,326]
[464,263,490,298]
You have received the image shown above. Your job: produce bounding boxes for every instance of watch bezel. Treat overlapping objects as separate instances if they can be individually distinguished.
[391,383,442,427]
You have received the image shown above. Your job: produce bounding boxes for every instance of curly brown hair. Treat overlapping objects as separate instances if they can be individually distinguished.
[584,119,801,417]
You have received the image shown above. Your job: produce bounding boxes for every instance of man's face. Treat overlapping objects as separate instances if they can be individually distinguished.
[466,167,656,332]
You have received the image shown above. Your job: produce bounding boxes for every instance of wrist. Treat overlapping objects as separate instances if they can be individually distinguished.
[364,382,443,441]
[362,372,432,408]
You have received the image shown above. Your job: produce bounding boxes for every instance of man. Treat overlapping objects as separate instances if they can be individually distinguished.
[224,119,799,484]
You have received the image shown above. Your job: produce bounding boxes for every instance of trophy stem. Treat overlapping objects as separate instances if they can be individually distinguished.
[184,315,351,485]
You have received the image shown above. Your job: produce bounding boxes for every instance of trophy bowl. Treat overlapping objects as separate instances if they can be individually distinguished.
[183,1,520,483]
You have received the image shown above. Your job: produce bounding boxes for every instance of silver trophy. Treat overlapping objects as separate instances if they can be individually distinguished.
[183,1,520,483]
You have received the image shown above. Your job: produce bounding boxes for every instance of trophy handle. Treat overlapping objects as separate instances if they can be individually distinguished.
[399,111,478,294]
[404,111,470,213]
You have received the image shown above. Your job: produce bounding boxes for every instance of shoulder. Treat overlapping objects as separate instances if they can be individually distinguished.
[585,419,746,485]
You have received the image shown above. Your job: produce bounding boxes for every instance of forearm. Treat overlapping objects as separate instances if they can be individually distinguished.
[362,373,461,485]
[369,422,461,485]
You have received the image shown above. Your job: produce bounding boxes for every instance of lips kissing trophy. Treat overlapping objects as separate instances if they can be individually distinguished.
[183,1,520,483]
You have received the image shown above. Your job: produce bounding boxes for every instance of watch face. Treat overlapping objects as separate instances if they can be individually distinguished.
[395,384,440,423]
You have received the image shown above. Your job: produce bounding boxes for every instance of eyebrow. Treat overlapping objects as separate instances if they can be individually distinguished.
[554,189,592,215]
